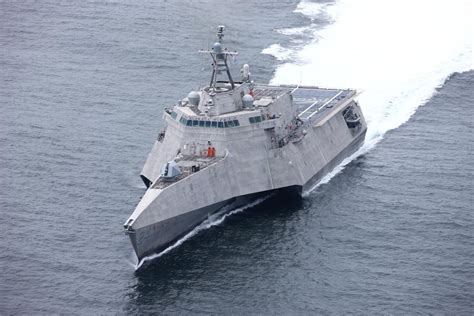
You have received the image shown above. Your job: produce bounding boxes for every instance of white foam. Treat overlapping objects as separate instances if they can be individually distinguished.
[135,194,273,270]
[276,25,312,36]
[269,0,473,193]
[294,0,334,20]
[261,44,294,61]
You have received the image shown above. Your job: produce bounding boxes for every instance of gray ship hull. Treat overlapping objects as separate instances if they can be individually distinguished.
[127,193,262,260]
[301,128,366,193]
[124,29,368,261]
[128,128,366,261]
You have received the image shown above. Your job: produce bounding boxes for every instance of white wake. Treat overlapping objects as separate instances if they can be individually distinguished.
[266,0,473,193]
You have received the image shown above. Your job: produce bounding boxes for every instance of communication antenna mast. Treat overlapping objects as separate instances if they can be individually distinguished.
[199,25,238,90]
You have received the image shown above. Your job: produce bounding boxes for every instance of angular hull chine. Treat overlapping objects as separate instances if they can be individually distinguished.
[127,198,230,260]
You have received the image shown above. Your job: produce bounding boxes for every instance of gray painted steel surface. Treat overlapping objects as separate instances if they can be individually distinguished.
[124,27,367,260]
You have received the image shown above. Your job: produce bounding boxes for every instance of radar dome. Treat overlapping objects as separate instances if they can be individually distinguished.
[212,42,223,54]
[187,91,200,106]
[242,94,254,108]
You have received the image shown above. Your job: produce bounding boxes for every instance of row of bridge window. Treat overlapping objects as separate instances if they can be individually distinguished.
[171,111,263,128]
[179,117,240,128]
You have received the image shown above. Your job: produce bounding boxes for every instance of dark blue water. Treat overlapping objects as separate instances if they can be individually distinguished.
[1,0,473,314]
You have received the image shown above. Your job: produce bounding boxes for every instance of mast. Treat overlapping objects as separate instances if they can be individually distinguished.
[199,26,238,90]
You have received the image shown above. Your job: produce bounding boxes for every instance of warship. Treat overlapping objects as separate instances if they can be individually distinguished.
[124,26,367,260]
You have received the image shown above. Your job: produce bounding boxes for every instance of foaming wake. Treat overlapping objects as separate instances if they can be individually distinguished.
[266,0,473,194]
[293,0,333,20]
[134,194,272,270]
[261,44,294,61]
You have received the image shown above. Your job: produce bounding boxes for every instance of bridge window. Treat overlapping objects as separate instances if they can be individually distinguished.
[233,119,240,126]
[227,120,235,127]
[211,121,217,128]
[218,122,224,128]
[249,116,262,124]
[205,121,211,127]
[186,120,192,126]
[199,120,205,127]
[192,120,199,126]
[170,111,177,120]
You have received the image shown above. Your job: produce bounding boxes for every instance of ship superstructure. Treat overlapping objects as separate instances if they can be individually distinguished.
[124,26,367,260]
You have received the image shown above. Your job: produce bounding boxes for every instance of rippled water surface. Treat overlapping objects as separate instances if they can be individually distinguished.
[1,0,473,314]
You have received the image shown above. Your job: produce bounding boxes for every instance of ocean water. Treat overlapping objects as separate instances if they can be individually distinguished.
[1,0,472,314]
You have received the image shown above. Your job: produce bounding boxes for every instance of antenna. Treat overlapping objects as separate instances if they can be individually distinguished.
[199,25,238,90]
[216,25,225,42]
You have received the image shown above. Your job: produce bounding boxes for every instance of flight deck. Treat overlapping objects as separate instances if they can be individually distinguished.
[253,85,356,123]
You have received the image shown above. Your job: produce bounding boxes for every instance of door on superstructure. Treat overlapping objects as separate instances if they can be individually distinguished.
[264,128,278,149]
